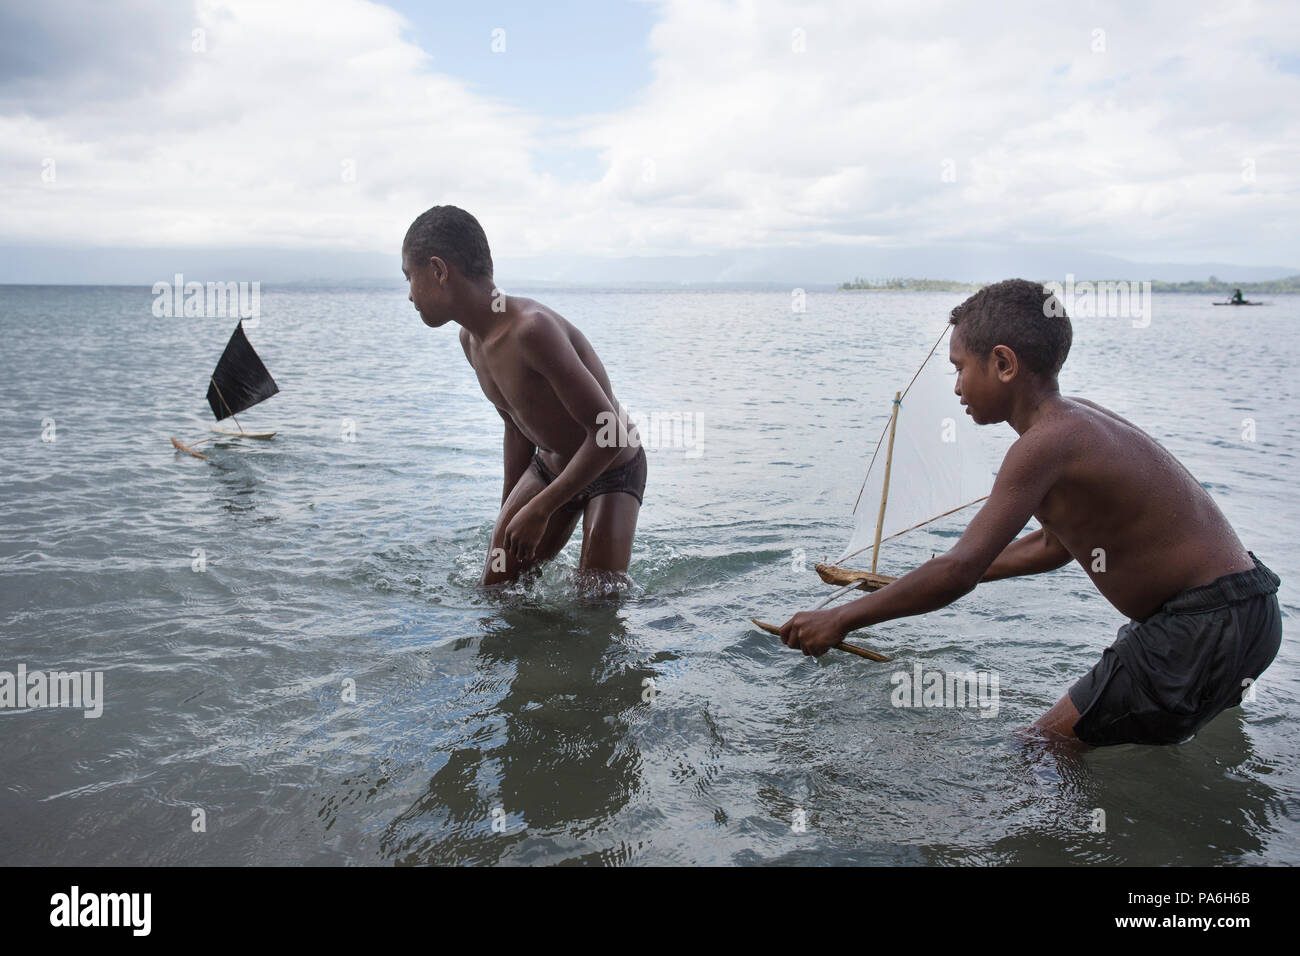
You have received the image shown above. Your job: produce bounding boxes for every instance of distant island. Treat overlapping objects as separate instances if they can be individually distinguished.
[840,277,985,292]
[841,275,1300,293]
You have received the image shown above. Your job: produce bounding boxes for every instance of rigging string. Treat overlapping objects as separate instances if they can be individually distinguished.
[839,493,989,564]
[838,319,991,566]
[850,320,954,515]
[209,376,245,434]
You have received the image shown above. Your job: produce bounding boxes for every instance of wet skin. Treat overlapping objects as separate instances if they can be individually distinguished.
[780,326,1254,740]
[402,249,640,586]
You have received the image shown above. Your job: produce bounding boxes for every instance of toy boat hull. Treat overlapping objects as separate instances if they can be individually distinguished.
[209,429,276,438]
[814,562,896,591]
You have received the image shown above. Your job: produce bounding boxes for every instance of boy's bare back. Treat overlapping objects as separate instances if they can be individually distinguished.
[1017,395,1253,621]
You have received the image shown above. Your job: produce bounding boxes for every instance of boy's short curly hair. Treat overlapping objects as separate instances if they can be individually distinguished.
[949,278,1072,376]
[403,205,494,279]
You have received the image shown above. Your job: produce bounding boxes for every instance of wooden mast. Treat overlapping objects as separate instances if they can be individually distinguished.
[871,391,901,573]
[210,377,245,433]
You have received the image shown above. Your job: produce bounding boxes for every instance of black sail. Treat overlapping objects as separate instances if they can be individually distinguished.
[205,322,279,421]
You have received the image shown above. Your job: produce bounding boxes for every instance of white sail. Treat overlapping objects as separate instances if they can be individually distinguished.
[836,330,997,567]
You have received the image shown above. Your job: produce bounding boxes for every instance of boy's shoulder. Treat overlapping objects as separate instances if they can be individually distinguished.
[1003,397,1117,469]
[1023,396,1131,440]
[1011,398,1084,446]
[1065,395,1138,429]
[506,298,573,349]
[1010,396,1161,481]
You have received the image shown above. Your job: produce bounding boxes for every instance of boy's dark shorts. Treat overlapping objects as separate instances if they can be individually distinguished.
[529,445,647,512]
[1068,553,1282,746]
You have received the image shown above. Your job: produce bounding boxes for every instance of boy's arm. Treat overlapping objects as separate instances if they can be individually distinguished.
[980,527,1073,581]
[500,316,623,561]
[780,430,1063,656]
[461,329,538,506]
[498,408,535,505]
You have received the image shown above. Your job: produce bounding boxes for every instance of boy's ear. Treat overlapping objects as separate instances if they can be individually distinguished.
[422,255,450,285]
[991,344,1018,382]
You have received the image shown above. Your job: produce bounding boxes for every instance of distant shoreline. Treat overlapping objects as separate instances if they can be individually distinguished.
[841,275,1300,293]
[2,278,1299,295]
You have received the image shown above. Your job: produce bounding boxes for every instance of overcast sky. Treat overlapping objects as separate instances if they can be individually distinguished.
[2,0,1298,281]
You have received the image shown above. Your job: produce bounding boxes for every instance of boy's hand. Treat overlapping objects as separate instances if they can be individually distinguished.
[503,501,549,563]
[779,608,847,657]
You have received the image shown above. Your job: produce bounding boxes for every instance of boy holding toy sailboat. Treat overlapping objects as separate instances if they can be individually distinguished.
[780,279,1281,746]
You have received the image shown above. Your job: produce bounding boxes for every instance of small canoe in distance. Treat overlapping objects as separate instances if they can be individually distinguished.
[1212,301,1266,306]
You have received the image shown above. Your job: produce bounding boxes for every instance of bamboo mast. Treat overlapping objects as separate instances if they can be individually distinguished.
[870,391,901,573]
[210,377,246,434]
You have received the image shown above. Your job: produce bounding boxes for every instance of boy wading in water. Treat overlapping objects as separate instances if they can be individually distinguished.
[402,205,645,586]
[781,279,1282,746]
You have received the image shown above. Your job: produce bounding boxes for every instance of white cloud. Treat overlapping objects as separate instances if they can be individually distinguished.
[578,0,1300,262]
[2,0,1298,269]
[1,0,572,259]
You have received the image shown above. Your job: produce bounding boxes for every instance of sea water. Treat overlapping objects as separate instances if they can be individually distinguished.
[0,284,1296,865]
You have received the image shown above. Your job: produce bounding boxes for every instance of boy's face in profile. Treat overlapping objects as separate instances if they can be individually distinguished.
[949,327,1005,425]
[402,249,453,328]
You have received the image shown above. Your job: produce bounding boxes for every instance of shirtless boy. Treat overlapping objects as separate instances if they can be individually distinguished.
[780,279,1282,746]
[402,205,645,585]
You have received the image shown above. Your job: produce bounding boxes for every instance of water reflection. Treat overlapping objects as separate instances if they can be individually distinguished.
[380,603,652,865]
[207,451,263,515]
[979,708,1278,865]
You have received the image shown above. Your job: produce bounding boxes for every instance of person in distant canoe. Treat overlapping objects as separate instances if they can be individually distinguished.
[780,279,1282,747]
[402,205,645,586]
[1232,288,1245,303]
